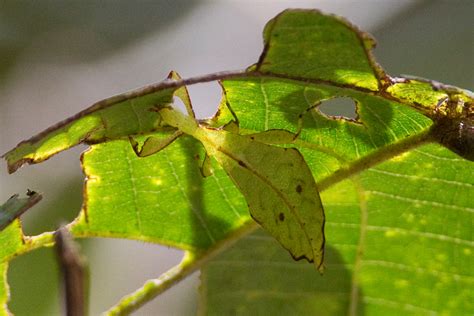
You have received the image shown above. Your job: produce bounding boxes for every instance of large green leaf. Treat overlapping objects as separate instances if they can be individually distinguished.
[1,8,472,315]
[200,229,353,316]
[70,135,251,250]
[216,77,433,161]
[201,144,474,315]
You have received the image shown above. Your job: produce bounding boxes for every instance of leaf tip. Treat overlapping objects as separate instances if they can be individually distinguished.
[0,190,42,232]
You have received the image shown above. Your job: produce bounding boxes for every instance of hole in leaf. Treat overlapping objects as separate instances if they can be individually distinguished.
[172,96,189,115]
[317,97,359,122]
[187,81,222,119]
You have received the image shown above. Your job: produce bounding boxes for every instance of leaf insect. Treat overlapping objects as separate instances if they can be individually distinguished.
[129,71,326,271]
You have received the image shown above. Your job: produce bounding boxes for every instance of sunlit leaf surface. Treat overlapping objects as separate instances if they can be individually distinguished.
[256,9,383,91]
[0,223,25,315]
[70,135,251,250]
[2,86,175,173]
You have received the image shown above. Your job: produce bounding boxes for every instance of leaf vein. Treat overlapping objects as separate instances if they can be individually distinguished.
[163,150,216,244]
[363,296,438,315]
[363,259,474,281]
[414,149,464,162]
[364,103,399,141]
[367,190,474,213]
[212,174,241,219]
[124,151,142,233]
[348,178,368,316]
[260,78,270,130]
[366,225,474,247]
[369,168,473,187]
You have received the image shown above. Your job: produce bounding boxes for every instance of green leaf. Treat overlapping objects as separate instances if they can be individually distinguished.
[0,263,8,316]
[202,144,474,315]
[0,191,38,315]
[2,80,176,174]
[200,230,352,316]
[0,223,24,266]
[256,9,384,91]
[216,77,434,161]
[0,223,24,315]
[0,191,42,231]
[70,135,251,250]
[0,195,52,316]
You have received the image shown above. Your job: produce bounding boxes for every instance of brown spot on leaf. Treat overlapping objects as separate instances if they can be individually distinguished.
[279,212,285,221]
[296,184,302,193]
[238,160,247,168]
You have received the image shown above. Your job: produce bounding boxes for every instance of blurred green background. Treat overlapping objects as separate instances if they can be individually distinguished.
[0,1,472,315]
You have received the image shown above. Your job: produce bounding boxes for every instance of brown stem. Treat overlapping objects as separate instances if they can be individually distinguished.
[55,226,88,316]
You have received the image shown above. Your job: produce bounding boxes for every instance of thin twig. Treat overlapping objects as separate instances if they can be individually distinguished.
[317,130,433,191]
[55,226,88,316]
[104,221,258,316]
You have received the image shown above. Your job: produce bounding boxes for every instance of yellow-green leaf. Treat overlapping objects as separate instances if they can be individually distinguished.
[3,80,176,173]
